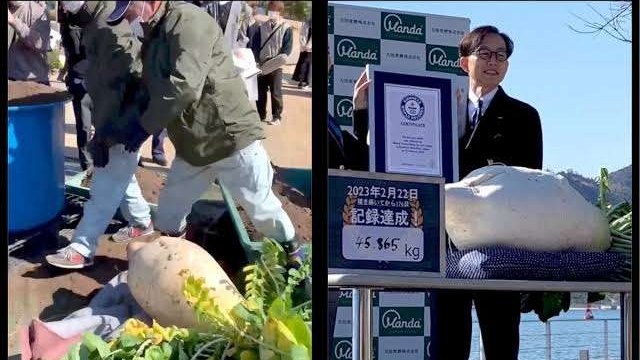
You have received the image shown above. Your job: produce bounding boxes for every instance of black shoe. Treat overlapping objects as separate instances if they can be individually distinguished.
[138,158,145,167]
[153,156,168,167]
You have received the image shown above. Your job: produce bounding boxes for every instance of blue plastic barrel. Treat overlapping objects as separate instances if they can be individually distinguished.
[8,101,67,234]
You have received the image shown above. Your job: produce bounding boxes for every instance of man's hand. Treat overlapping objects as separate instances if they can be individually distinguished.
[88,136,110,168]
[7,9,15,27]
[124,119,151,153]
[353,78,371,111]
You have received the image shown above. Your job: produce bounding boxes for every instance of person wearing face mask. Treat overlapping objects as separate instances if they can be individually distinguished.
[46,1,154,270]
[105,1,304,265]
[7,1,50,85]
[434,26,543,360]
[249,1,293,125]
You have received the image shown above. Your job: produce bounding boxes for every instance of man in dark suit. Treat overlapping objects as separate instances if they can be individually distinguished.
[435,25,543,360]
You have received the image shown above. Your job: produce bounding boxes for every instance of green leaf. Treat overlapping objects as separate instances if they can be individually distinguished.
[119,334,144,349]
[284,316,312,350]
[268,297,289,319]
[62,343,82,360]
[160,342,174,358]
[240,349,259,360]
[288,268,301,279]
[79,345,91,360]
[231,303,254,322]
[177,344,189,360]
[82,332,111,358]
[144,345,166,360]
[289,344,310,360]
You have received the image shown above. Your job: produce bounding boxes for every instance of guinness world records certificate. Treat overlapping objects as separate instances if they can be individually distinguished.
[368,66,458,182]
[384,84,442,176]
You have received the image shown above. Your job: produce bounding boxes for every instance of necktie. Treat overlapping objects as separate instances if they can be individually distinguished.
[471,99,483,129]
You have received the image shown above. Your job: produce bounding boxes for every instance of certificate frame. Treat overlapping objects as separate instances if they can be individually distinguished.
[367,66,459,183]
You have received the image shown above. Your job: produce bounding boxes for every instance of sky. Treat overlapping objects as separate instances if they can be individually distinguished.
[331,1,632,178]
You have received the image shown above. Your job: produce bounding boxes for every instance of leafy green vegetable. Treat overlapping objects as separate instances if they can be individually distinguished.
[65,238,312,360]
[524,167,632,322]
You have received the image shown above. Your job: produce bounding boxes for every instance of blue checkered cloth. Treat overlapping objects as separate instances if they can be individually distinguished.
[446,246,626,281]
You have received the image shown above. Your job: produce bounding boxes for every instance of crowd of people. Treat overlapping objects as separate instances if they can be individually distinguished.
[8,1,309,270]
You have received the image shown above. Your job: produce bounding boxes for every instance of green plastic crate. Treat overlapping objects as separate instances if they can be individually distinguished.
[218,167,311,263]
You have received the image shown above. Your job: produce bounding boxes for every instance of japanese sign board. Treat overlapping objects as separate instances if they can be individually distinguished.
[328,169,445,277]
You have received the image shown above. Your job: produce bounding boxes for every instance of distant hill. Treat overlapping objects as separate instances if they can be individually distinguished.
[557,165,632,206]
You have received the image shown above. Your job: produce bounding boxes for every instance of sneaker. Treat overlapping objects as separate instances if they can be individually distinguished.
[111,222,155,243]
[152,155,168,167]
[46,246,94,269]
[268,118,281,126]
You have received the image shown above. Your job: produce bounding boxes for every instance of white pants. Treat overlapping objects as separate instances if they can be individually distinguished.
[70,145,151,258]
[154,140,295,242]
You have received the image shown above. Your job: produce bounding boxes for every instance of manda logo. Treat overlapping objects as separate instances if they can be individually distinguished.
[337,39,378,61]
[383,14,423,35]
[334,340,352,360]
[334,36,380,66]
[381,309,422,330]
[336,98,354,119]
[400,95,425,122]
[426,45,465,75]
[428,47,459,68]
[382,12,425,43]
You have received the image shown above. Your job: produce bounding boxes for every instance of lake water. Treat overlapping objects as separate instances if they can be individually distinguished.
[470,309,622,360]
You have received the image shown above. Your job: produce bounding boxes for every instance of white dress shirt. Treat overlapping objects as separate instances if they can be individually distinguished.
[467,86,499,122]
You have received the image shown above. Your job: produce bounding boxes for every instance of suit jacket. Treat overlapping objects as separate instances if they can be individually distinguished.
[459,86,543,178]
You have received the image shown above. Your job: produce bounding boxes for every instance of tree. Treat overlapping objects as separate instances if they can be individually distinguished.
[569,1,631,43]
[283,1,311,21]
[256,1,311,21]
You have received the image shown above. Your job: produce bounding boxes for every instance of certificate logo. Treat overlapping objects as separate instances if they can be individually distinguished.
[382,12,426,43]
[400,95,425,121]
[335,36,381,67]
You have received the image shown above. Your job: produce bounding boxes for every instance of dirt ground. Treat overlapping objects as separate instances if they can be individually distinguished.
[8,230,149,355]
[8,80,70,106]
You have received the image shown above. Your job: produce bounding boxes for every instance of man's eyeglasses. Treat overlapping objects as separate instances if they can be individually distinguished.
[472,48,508,62]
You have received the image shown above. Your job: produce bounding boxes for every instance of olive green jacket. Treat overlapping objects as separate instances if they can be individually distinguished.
[141,1,264,166]
[83,1,146,143]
